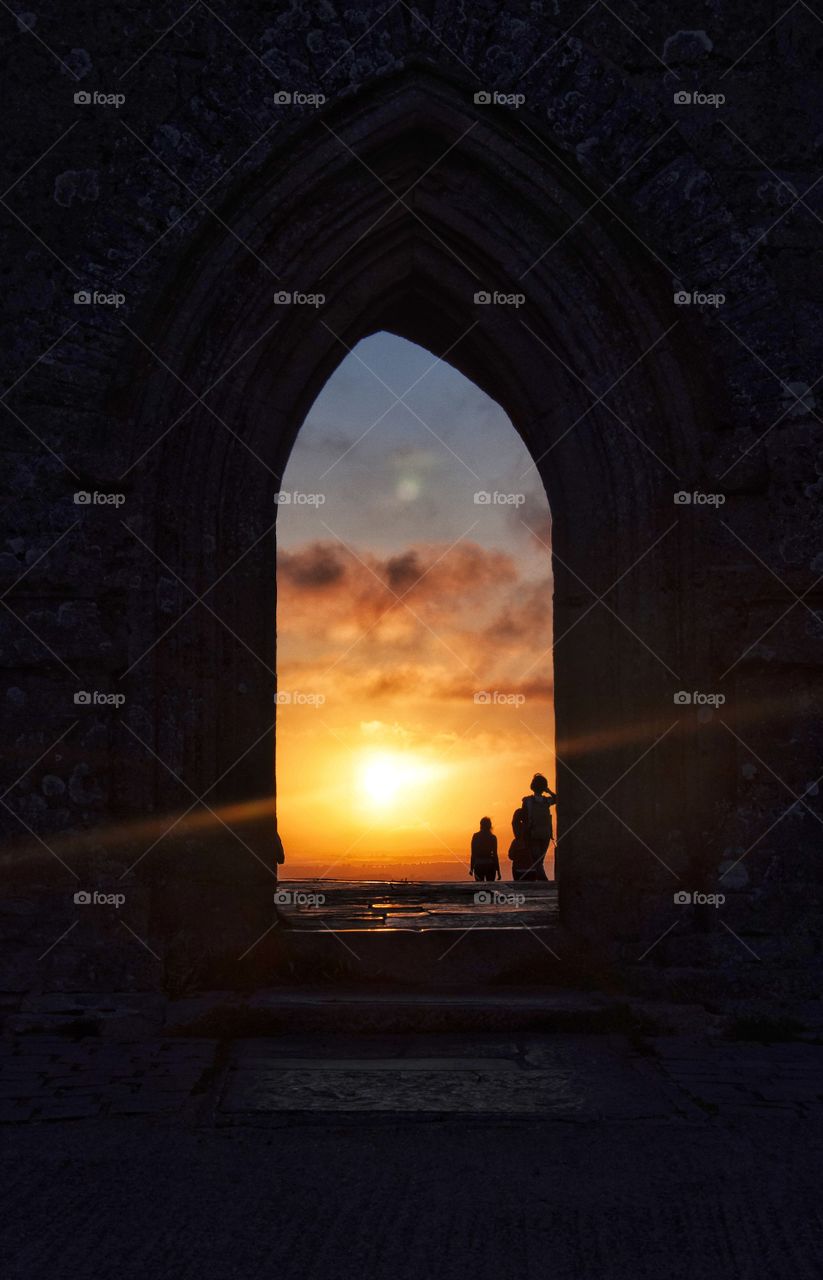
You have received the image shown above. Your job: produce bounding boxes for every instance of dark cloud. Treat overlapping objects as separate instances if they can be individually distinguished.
[278,543,347,589]
[385,549,422,594]
[277,659,553,706]
[277,539,519,617]
[277,538,551,700]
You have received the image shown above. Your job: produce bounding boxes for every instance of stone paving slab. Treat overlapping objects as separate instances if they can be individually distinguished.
[651,1036,823,1115]
[219,1032,679,1120]
[0,1037,216,1122]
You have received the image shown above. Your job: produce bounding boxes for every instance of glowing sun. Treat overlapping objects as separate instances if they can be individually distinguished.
[358,751,446,812]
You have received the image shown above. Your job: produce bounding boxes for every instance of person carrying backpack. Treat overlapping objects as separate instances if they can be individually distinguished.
[509,773,557,881]
[470,817,501,882]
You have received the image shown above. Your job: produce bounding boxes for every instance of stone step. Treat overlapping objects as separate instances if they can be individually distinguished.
[4,992,168,1039]
[165,985,629,1036]
[217,1030,672,1118]
[1,986,637,1039]
[275,919,566,985]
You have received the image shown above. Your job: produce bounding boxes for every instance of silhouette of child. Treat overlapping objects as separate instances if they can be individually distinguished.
[470,817,501,882]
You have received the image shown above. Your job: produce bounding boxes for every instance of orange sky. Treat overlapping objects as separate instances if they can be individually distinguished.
[276,334,554,878]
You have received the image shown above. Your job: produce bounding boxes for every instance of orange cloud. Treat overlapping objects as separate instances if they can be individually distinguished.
[277,538,552,704]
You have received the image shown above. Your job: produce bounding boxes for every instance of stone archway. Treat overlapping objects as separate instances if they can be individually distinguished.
[115,69,725,959]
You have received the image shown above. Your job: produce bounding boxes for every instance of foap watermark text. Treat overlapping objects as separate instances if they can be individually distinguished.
[674,890,725,907]
[673,690,726,707]
[674,289,725,308]
[75,90,125,108]
[674,490,725,506]
[474,290,525,308]
[274,290,325,308]
[673,90,725,108]
[275,691,325,707]
[273,91,326,107]
[74,490,125,507]
[474,491,525,506]
[74,889,126,908]
[475,889,527,906]
[75,690,126,708]
[274,889,326,906]
[274,490,325,506]
[474,90,526,108]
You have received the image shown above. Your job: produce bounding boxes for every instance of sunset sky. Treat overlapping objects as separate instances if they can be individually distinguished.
[276,332,554,879]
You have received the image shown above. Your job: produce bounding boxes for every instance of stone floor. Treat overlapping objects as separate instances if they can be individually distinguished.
[2,1003,823,1278]
[2,1027,822,1125]
[1,1029,823,1280]
[0,1036,215,1123]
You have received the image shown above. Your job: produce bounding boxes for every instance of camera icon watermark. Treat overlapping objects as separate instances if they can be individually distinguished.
[274,690,326,707]
[673,690,726,707]
[74,690,126,708]
[74,90,125,108]
[274,490,325,506]
[74,289,126,308]
[474,889,526,906]
[473,90,526,108]
[474,690,526,706]
[673,289,725,308]
[273,90,325,106]
[673,490,725,506]
[673,889,725,907]
[74,490,126,507]
[673,89,725,108]
[273,290,325,307]
[273,888,326,906]
[473,289,526,308]
[473,490,526,506]
[74,889,126,908]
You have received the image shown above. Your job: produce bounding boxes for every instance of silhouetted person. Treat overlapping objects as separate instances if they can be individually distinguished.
[274,827,285,881]
[510,773,556,881]
[470,817,500,882]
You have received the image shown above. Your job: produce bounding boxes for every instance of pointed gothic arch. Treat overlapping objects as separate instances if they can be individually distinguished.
[112,68,729,955]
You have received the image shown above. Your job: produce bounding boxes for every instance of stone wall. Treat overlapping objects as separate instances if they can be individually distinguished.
[1,1,821,989]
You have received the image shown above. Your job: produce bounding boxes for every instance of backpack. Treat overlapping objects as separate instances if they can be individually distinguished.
[523,795,553,843]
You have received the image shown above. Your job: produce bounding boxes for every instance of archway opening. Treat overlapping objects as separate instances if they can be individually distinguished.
[275,332,555,886]
[113,68,711,961]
